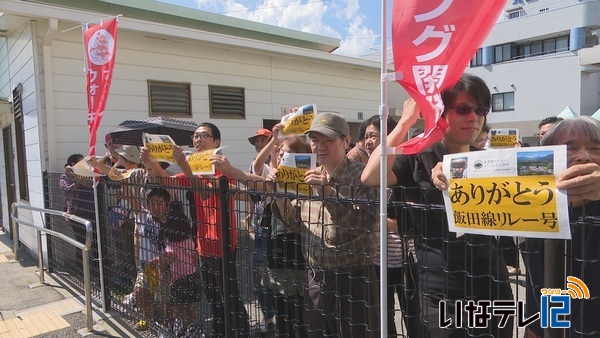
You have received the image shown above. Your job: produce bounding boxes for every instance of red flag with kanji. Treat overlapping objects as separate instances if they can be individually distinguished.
[84,18,118,157]
[392,0,505,154]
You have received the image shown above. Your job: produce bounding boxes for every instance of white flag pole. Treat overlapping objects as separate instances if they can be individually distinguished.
[82,21,108,311]
[379,0,389,337]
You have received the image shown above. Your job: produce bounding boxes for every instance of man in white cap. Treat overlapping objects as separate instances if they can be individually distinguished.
[277,112,380,337]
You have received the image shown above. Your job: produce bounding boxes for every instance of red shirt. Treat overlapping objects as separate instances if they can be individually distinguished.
[175,172,237,258]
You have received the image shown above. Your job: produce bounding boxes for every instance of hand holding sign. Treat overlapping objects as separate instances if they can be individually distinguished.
[187,146,226,175]
[276,152,317,196]
[143,133,176,163]
[280,104,317,138]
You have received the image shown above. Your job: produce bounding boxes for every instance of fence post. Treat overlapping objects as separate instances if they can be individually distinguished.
[96,179,111,311]
[218,175,233,336]
[43,171,54,273]
[544,239,565,338]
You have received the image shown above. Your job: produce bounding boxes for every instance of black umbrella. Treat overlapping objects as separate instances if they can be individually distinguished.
[108,116,199,146]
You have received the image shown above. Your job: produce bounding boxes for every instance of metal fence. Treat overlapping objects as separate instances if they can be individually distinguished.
[40,171,599,338]
[10,202,95,332]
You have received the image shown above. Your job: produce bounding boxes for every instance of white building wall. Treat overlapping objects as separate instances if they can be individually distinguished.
[1,21,44,252]
[471,52,583,138]
[580,71,600,115]
[45,22,384,171]
[470,0,600,140]
[0,37,10,100]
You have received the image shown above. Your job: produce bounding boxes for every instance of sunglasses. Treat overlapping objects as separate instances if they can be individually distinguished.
[450,105,489,117]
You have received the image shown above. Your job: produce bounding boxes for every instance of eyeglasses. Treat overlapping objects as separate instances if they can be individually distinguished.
[191,132,213,140]
[450,105,489,117]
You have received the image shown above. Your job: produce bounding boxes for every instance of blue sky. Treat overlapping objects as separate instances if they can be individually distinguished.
[158,0,383,57]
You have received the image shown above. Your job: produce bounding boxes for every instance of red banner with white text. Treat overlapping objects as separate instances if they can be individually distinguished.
[84,18,118,157]
[392,0,504,154]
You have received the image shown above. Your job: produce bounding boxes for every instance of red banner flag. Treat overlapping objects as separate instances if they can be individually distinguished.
[392,0,505,154]
[84,18,118,157]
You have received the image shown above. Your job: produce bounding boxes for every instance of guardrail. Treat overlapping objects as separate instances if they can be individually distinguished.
[10,202,95,332]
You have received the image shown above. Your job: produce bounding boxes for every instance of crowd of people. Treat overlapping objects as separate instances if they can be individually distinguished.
[58,73,600,338]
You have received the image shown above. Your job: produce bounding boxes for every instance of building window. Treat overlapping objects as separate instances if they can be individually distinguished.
[508,11,521,19]
[13,84,29,201]
[148,80,192,117]
[494,43,512,63]
[492,92,515,112]
[556,36,569,52]
[513,36,570,59]
[470,48,483,67]
[209,85,245,119]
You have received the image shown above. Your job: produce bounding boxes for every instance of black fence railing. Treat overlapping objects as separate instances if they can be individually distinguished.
[41,170,599,338]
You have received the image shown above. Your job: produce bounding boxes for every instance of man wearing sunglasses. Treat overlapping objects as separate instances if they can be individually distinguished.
[362,74,513,338]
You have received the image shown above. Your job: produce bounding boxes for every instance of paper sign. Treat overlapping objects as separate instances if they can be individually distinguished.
[280,104,317,137]
[490,128,519,148]
[73,156,104,177]
[277,152,317,196]
[143,133,176,163]
[107,164,136,181]
[442,146,571,239]
[187,147,225,175]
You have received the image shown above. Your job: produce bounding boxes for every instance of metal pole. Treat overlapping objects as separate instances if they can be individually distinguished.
[379,0,389,337]
[83,225,94,332]
[13,209,19,261]
[37,229,45,284]
[93,181,108,312]
[218,176,233,336]
[11,203,95,332]
[543,239,565,338]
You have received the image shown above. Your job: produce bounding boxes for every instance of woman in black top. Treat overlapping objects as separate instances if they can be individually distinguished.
[363,74,513,338]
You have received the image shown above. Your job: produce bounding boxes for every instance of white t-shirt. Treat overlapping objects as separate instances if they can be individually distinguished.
[135,209,164,268]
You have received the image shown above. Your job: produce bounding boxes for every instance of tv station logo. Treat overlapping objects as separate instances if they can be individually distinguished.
[439,276,590,329]
[540,276,589,328]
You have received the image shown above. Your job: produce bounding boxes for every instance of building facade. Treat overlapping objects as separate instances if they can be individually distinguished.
[0,0,408,253]
[469,0,600,143]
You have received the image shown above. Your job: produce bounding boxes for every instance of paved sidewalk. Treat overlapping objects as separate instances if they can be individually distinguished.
[0,229,141,338]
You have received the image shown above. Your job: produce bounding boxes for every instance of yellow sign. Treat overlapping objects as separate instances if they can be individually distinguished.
[490,134,518,148]
[146,142,174,163]
[281,104,316,137]
[187,149,215,175]
[448,175,558,232]
[277,165,312,196]
[143,133,175,163]
[490,128,519,148]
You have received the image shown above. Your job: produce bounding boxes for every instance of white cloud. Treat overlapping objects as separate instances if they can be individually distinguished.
[194,0,219,10]
[192,0,378,57]
[336,6,378,56]
[341,0,360,20]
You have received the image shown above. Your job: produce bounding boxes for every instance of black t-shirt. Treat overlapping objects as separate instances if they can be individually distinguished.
[390,141,510,300]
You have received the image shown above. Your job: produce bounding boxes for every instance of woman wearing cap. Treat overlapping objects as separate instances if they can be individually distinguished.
[362,74,513,338]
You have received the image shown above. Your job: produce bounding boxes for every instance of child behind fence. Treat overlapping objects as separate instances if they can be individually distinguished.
[150,200,203,337]
[132,187,169,331]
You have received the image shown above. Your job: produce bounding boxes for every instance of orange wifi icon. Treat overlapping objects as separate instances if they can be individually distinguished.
[566,276,590,299]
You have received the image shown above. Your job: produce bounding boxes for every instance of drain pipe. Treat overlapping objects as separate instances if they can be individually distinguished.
[43,18,58,170]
